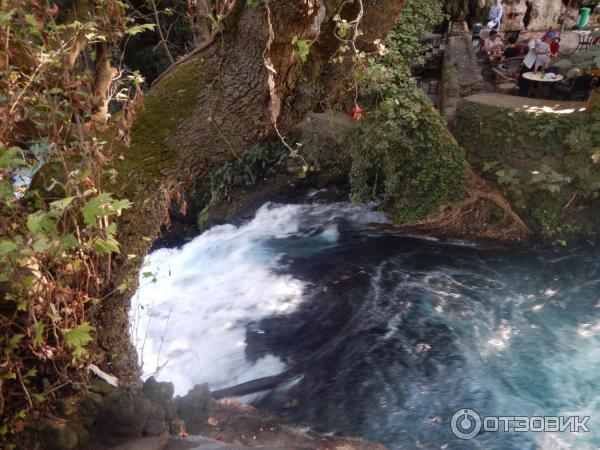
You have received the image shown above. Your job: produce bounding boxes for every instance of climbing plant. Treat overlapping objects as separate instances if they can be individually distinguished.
[348,0,468,224]
[455,93,600,244]
[0,0,144,443]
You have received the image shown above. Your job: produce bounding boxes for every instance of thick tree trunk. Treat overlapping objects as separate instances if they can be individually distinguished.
[97,0,407,380]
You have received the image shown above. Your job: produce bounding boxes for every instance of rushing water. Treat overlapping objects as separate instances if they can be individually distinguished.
[133,200,600,450]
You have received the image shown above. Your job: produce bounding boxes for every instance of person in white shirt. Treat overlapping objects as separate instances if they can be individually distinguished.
[523,30,558,72]
[484,30,504,54]
[487,0,503,30]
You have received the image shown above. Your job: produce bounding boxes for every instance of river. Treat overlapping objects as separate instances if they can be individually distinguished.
[132,200,600,449]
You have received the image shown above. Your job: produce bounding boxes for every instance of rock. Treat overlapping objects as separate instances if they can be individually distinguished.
[89,378,121,399]
[99,393,152,444]
[42,420,80,450]
[143,377,175,406]
[108,436,262,450]
[142,418,169,437]
[59,397,79,416]
[489,0,578,31]
[175,384,210,434]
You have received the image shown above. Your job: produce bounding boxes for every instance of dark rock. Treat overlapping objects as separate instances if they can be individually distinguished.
[175,384,210,434]
[142,418,169,437]
[89,378,120,399]
[143,377,174,406]
[59,397,79,416]
[97,393,152,445]
[42,420,80,450]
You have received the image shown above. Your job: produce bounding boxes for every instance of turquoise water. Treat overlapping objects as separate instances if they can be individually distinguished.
[138,202,600,449]
[245,204,600,449]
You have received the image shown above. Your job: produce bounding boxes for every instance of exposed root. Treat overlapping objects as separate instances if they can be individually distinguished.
[401,173,533,243]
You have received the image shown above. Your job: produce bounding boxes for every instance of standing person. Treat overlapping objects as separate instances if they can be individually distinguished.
[517,31,558,95]
[488,0,503,31]
[546,28,560,56]
[518,36,539,96]
[533,31,558,73]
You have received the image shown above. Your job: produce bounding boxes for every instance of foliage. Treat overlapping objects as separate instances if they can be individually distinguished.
[122,0,196,84]
[292,36,310,63]
[455,94,600,244]
[454,102,578,164]
[205,143,290,202]
[563,94,600,198]
[0,0,140,443]
[348,0,468,224]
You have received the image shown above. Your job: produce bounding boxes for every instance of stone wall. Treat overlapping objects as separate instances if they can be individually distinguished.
[441,22,484,121]
[453,93,600,243]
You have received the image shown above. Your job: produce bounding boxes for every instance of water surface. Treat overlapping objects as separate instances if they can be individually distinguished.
[133,201,600,449]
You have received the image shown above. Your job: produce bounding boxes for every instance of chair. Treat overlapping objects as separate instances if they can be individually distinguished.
[498,57,524,75]
[504,29,521,43]
[551,74,594,100]
[492,68,518,94]
[570,31,595,54]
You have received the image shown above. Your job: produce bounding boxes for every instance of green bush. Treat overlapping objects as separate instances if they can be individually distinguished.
[348,0,468,224]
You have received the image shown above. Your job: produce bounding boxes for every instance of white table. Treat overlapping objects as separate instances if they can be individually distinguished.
[523,72,564,82]
[523,72,564,98]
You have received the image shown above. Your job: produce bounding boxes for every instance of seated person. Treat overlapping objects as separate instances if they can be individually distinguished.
[484,30,504,54]
[502,36,520,58]
[552,74,594,100]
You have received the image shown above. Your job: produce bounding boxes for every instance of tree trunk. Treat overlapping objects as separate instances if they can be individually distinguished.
[96,0,408,381]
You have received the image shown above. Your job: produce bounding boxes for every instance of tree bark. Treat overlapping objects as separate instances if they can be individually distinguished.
[97,0,408,381]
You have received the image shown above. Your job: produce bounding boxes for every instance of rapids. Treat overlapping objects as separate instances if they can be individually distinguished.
[133,200,600,449]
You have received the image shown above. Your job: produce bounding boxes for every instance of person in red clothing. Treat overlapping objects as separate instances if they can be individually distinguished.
[550,38,560,57]
[545,29,560,56]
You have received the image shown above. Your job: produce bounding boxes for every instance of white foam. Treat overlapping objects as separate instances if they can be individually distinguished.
[131,202,386,395]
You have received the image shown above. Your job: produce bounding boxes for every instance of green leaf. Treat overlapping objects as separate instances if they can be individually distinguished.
[32,237,51,252]
[91,237,120,255]
[0,147,27,169]
[8,334,23,349]
[0,180,13,201]
[50,196,75,211]
[82,193,131,227]
[62,323,94,360]
[125,23,155,35]
[292,37,310,63]
[34,323,45,347]
[59,234,80,251]
[0,239,17,256]
[0,9,15,26]
[27,211,58,238]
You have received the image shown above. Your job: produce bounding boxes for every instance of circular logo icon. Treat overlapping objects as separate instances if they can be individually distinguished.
[451,408,482,440]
